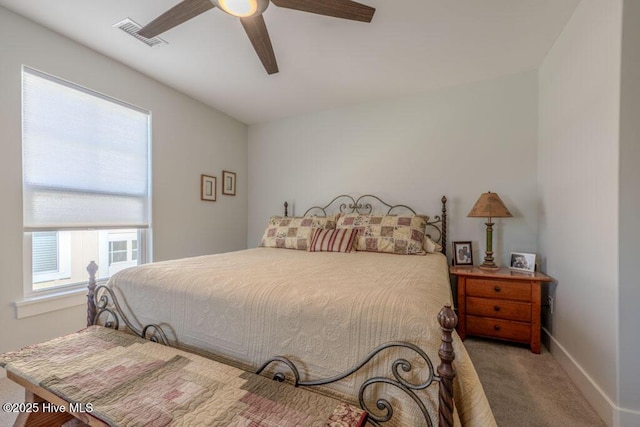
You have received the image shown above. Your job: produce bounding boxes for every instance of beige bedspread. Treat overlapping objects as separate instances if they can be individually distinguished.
[104,248,496,426]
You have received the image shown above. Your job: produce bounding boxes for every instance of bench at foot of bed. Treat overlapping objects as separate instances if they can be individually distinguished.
[2,326,369,427]
[3,303,457,426]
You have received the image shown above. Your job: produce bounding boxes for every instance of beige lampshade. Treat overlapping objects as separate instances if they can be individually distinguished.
[467,192,512,218]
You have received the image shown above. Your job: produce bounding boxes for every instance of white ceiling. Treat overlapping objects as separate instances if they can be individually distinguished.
[0,0,580,124]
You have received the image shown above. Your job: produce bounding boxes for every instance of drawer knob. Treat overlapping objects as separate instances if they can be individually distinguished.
[494,306,501,312]
[494,286,501,292]
[494,325,501,331]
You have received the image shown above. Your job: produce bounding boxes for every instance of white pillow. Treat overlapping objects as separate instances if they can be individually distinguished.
[423,237,443,253]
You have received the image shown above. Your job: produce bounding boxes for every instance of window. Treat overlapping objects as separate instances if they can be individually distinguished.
[109,241,128,264]
[102,230,139,276]
[33,232,60,275]
[32,231,71,284]
[22,67,151,296]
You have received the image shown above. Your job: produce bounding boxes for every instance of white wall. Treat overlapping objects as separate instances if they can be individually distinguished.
[538,0,623,424]
[248,71,540,265]
[619,0,640,420]
[0,6,248,353]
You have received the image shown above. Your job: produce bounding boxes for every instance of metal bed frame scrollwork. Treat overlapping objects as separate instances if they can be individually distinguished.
[284,194,448,255]
[257,306,458,427]
[86,194,456,426]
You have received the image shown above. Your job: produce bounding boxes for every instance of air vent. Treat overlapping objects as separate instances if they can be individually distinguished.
[113,18,168,48]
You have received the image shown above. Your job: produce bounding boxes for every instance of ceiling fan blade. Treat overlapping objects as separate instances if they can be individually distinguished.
[138,0,215,38]
[271,0,375,23]
[240,15,279,75]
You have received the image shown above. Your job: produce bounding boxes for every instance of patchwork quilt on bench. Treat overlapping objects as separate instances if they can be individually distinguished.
[0,326,368,427]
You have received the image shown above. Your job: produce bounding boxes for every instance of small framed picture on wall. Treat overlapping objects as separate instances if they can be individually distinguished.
[453,241,473,266]
[510,252,536,272]
[222,170,236,196]
[201,174,216,201]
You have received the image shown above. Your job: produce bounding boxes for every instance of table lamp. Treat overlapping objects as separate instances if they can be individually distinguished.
[467,191,512,270]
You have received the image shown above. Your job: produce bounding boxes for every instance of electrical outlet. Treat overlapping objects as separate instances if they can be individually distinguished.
[548,296,554,315]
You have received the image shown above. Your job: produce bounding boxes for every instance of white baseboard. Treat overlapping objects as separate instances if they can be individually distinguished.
[543,328,640,427]
[618,408,640,427]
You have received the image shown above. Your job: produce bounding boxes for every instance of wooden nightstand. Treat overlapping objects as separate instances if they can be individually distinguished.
[450,266,552,354]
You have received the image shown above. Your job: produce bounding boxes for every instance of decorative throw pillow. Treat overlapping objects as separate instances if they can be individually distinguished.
[337,214,429,255]
[260,215,338,250]
[308,228,358,253]
[423,236,443,253]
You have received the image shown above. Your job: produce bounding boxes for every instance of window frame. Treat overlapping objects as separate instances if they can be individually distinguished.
[21,66,152,300]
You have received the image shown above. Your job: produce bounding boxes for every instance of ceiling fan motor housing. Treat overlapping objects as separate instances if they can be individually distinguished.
[213,0,269,18]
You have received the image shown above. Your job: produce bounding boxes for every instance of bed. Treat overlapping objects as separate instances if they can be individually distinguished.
[87,194,496,427]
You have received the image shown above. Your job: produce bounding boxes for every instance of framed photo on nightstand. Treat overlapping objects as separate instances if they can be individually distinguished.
[453,241,473,265]
[510,252,536,272]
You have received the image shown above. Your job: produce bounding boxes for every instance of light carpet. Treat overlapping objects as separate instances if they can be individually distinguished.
[0,374,21,426]
[464,337,605,426]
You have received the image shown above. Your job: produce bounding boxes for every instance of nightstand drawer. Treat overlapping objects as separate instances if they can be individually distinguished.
[452,266,550,353]
[466,297,531,322]
[467,279,531,302]
[466,316,531,342]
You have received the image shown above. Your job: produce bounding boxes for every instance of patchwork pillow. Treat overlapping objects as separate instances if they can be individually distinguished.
[260,215,338,250]
[308,228,358,253]
[337,214,428,255]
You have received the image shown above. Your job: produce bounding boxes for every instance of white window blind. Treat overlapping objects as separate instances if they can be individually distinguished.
[22,67,151,230]
[32,231,58,274]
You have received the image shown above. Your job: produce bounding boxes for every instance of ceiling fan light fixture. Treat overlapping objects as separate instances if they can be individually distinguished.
[214,0,268,17]
[138,0,375,75]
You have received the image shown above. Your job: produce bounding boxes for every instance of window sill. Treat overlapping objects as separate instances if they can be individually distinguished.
[14,287,88,319]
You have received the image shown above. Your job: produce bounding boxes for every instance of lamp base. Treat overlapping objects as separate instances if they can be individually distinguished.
[478,263,501,271]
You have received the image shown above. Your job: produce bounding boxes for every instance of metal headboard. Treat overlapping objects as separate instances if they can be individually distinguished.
[284,194,447,255]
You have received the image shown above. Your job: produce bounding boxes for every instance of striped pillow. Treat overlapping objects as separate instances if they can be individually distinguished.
[309,228,358,253]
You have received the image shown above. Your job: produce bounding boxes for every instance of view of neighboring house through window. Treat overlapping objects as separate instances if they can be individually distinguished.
[32,231,70,284]
[105,230,139,275]
[22,66,151,295]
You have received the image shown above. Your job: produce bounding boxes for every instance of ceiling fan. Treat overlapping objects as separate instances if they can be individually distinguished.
[137,0,375,75]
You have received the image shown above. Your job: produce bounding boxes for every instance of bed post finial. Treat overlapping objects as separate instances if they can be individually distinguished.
[86,261,98,327]
[284,201,289,217]
[437,304,457,427]
[441,196,447,256]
